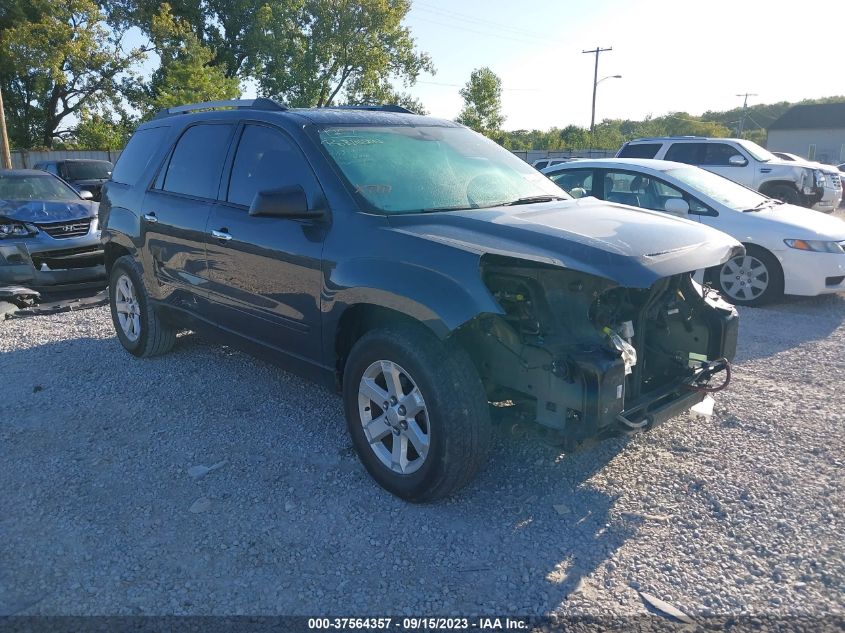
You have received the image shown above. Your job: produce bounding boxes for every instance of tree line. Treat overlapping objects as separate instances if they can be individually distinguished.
[2,3,842,152]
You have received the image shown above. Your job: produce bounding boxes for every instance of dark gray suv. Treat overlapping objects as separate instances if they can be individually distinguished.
[100,99,742,501]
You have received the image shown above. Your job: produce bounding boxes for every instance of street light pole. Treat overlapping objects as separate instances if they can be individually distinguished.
[583,46,612,135]
[736,92,757,138]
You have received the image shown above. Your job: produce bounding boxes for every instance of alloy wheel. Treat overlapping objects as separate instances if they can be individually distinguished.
[719,255,769,302]
[114,273,141,342]
[357,360,430,475]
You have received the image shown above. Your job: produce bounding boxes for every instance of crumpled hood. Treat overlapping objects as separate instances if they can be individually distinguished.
[387,197,743,288]
[0,199,97,223]
[751,203,845,240]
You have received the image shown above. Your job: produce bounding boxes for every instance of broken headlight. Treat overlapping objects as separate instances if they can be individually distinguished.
[0,221,38,239]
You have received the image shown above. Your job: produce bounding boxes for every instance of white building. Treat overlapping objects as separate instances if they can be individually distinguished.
[767,103,845,165]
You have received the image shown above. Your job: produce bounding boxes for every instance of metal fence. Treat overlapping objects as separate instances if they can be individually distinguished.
[511,149,616,163]
[11,149,123,169]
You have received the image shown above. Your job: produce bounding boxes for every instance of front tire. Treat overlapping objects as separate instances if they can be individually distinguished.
[109,255,176,357]
[767,184,802,206]
[343,324,492,502]
[710,245,783,306]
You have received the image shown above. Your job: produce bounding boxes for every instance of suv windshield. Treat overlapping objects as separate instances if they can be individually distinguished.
[64,161,112,180]
[318,125,568,214]
[666,167,770,211]
[734,140,777,163]
[0,174,81,201]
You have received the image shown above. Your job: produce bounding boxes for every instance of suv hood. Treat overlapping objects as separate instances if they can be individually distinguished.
[0,199,97,223]
[387,197,743,288]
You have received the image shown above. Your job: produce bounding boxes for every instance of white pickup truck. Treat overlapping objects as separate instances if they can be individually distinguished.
[617,137,842,212]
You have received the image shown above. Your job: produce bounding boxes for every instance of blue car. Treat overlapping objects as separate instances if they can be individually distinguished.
[0,169,105,292]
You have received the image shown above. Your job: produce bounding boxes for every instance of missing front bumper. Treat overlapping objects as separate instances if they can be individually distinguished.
[0,242,106,291]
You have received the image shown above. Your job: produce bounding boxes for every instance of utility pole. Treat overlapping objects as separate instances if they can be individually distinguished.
[736,92,757,138]
[583,46,612,136]
[0,86,11,169]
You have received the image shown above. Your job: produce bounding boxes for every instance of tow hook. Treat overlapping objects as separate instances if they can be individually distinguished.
[685,357,731,393]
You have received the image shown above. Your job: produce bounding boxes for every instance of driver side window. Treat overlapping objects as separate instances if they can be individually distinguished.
[548,169,593,198]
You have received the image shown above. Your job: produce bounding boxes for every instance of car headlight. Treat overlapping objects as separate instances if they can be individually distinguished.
[784,238,845,254]
[0,221,38,239]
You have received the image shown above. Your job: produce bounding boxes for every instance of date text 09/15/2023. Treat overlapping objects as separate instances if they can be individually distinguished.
[307,617,529,630]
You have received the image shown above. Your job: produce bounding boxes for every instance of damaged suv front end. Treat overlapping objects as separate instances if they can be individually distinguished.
[467,256,737,445]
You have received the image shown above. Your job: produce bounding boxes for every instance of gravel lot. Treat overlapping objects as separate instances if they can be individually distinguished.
[1,294,844,622]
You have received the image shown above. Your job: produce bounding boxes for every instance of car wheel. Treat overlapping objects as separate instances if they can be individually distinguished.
[109,255,176,357]
[711,245,783,306]
[768,184,801,206]
[343,323,492,502]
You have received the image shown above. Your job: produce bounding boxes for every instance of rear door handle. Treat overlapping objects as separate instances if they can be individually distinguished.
[211,229,232,241]
[143,212,158,223]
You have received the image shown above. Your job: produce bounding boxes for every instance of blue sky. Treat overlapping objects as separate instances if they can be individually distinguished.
[132,0,845,131]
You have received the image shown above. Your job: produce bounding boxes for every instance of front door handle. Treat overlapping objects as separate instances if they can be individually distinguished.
[211,229,233,241]
[143,212,158,223]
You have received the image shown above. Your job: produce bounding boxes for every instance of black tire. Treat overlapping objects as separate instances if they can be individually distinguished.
[767,184,802,206]
[709,244,784,307]
[342,323,492,502]
[109,255,176,357]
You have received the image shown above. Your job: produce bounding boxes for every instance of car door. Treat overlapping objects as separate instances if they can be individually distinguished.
[140,122,236,310]
[204,122,326,362]
[597,169,713,220]
[698,143,754,187]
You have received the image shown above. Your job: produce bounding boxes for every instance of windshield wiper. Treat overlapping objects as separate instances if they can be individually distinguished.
[744,199,777,212]
[500,195,567,206]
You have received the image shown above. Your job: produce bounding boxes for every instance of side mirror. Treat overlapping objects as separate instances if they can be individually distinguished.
[664,198,690,216]
[77,189,94,200]
[728,155,748,167]
[248,185,321,218]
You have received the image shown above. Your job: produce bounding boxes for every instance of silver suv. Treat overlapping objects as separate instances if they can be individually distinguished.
[617,137,842,212]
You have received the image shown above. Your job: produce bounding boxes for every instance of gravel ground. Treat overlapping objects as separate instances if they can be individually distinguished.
[1,296,844,622]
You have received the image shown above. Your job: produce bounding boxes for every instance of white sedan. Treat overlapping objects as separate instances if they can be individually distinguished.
[542,158,845,306]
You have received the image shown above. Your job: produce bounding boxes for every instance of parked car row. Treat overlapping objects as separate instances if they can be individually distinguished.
[542,158,845,305]
[616,136,842,212]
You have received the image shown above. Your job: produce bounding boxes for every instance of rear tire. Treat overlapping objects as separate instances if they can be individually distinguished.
[343,323,492,502]
[709,245,783,307]
[109,255,176,357]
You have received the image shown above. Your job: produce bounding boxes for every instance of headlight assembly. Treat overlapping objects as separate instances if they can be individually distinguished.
[784,239,845,254]
[0,221,38,239]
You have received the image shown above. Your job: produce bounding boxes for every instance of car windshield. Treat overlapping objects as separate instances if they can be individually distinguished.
[665,167,770,211]
[318,125,568,214]
[0,174,81,201]
[64,161,112,180]
[735,140,778,163]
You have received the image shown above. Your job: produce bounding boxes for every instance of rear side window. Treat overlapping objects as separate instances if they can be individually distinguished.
[618,143,660,159]
[112,127,169,185]
[664,143,704,164]
[161,124,233,199]
[226,124,319,207]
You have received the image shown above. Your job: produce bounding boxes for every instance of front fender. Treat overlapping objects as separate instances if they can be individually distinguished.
[101,206,142,271]
[322,255,503,355]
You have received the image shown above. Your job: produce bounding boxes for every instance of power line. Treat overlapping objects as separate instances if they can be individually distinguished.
[583,46,613,134]
[736,92,758,137]
[412,2,557,42]
[411,16,546,45]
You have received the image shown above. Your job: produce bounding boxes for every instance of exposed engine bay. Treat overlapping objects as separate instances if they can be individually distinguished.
[457,255,738,446]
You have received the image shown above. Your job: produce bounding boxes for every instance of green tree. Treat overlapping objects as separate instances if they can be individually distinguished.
[131,3,240,117]
[456,67,504,136]
[72,107,134,149]
[0,0,148,148]
[254,0,433,107]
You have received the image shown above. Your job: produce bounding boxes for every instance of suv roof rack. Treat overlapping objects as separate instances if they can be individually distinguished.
[628,136,707,142]
[153,98,288,119]
[324,104,416,114]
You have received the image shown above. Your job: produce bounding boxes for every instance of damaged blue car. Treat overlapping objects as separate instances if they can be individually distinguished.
[0,169,106,292]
